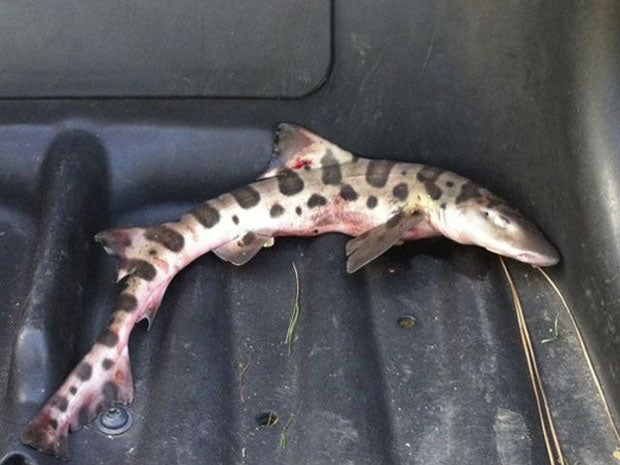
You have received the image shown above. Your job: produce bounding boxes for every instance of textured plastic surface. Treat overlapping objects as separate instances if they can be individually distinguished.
[0,1,331,97]
[1,1,619,464]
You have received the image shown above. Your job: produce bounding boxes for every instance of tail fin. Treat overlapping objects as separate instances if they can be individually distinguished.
[23,221,183,457]
[22,334,133,458]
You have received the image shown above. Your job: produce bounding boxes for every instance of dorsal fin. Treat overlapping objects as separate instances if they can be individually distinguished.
[260,124,358,179]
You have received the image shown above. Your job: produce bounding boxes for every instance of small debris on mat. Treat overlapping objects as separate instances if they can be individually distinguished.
[397,316,417,329]
[238,361,251,403]
[257,411,279,428]
[541,313,560,344]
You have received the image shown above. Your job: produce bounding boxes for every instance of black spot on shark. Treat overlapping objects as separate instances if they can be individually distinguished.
[366,160,395,188]
[392,183,409,201]
[144,226,184,252]
[53,395,68,413]
[192,203,220,228]
[321,150,342,185]
[270,204,285,218]
[307,194,327,208]
[241,232,256,246]
[416,166,443,200]
[76,362,93,381]
[340,184,358,201]
[456,181,483,203]
[277,169,305,196]
[124,259,157,281]
[231,186,261,209]
[102,381,119,404]
[118,293,138,312]
[97,330,119,348]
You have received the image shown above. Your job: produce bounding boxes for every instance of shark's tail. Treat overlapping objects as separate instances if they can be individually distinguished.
[21,333,134,458]
[22,226,180,457]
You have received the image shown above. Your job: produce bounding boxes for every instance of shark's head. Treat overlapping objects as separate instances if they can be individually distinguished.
[436,183,560,266]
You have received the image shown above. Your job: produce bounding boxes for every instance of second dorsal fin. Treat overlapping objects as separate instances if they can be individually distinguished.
[259,124,358,179]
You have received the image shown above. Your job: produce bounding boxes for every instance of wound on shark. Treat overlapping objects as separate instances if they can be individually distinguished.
[21,124,560,458]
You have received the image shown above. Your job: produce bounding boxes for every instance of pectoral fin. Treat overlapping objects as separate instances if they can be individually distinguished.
[345,212,423,273]
[213,231,274,266]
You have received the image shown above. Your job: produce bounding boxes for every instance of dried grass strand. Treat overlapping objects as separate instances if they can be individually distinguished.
[500,257,565,465]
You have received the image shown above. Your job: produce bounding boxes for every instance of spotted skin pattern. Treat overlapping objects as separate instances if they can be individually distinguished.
[21,124,559,458]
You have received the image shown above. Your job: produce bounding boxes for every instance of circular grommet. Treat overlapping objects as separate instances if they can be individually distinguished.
[97,406,134,435]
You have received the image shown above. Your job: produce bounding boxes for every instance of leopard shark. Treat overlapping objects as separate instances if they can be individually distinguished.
[21,124,559,457]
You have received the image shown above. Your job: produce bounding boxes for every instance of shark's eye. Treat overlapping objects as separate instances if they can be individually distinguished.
[492,214,509,229]
[483,209,509,229]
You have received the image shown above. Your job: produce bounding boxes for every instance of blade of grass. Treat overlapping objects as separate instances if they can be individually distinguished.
[500,257,565,465]
[285,262,301,356]
[279,413,295,450]
[238,361,251,403]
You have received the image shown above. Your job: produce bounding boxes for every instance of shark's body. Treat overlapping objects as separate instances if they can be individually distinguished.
[22,124,559,457]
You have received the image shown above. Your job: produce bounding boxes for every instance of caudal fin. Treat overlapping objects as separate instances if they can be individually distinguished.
[22,335,134,458]
[23,219,184,457]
